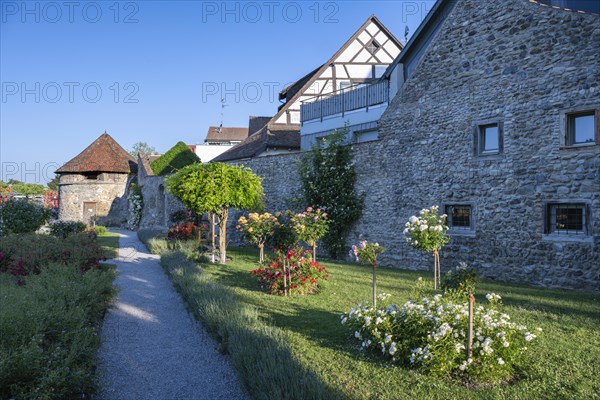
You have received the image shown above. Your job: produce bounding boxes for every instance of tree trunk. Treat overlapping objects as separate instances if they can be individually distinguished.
[312,243,317,262]
[218,208,228,264]
[259,244,264,263]
[467,294,475,360]
[211,213,216,263]
[372,264,377,307]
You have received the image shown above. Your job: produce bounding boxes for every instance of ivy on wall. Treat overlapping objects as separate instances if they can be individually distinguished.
[299,129,364,259]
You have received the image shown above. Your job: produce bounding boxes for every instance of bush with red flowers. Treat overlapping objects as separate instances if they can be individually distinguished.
[167,222,206,241]
[250,246,329,295]
[0,232,105,284]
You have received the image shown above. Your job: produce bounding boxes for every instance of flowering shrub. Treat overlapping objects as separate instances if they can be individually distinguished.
[350,240,385,306]
[290,207,330,260]
[250,246,329,295]
[237,212,279,263]
[128,183,143,228]
[404,205,450,289]
[341,289,540,383]
[442,262,479,297]
[167,222,204,241]
[404,206,449,251]
[0,232,105,285]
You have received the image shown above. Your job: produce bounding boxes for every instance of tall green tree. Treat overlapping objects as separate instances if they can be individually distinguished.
[47,176,59,191]
[129,142,157,157]
[165,162,264,264]
[299,129,364,259]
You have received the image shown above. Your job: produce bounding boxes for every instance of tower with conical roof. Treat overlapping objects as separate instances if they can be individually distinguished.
[56,132,137,224]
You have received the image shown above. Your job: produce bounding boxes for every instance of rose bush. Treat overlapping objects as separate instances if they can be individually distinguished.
[290,207,329,261]
[167,222,205,241]
[250,245,329,295]
[341,287,540,383]
[237,212,279,263]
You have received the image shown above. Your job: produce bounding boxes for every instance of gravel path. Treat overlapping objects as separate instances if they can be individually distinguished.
[97,230,248,400]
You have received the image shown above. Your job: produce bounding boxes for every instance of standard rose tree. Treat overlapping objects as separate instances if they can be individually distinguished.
[404,205,450,290]
[350,240,385,307]
[237,212,278,263]
[290,207,330,261]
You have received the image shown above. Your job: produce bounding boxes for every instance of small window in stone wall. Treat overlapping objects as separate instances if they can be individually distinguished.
[566,111,598,146]
[445,205,473,231]
[474,121,503,156]
[545,203,589,236]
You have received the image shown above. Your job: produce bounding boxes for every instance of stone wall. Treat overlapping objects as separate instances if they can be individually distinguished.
[224,0,599,290]
[58,173,131,226]
[369,0,599,290]
[138,175,185,229]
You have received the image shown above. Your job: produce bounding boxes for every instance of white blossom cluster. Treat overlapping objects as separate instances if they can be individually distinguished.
[403,206,448,249]
[341,291,540,378]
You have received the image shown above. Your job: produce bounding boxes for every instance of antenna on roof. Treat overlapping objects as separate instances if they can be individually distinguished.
[218,98,227,135]
[404,25,410,45]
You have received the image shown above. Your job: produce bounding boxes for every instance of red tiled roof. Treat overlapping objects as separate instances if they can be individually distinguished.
[56,132,137,174]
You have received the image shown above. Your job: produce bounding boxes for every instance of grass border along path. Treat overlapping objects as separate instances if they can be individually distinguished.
[155,244,600,400]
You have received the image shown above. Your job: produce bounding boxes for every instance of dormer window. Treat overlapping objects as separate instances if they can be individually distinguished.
[366,39,380,55]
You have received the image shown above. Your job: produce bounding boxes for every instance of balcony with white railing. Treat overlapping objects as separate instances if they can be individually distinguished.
[300,80,389,124]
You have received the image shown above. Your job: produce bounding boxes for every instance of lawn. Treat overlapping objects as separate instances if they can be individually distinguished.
[162,247,600,400]
[97,231,120,259]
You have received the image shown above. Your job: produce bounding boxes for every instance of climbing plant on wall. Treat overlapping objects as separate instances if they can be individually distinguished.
[299,129,364,259]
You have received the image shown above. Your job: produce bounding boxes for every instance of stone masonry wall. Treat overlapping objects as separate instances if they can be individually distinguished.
[225,0,599,290]
[138,175,185,229]
[58,173,130,226]
[369,0,599,290]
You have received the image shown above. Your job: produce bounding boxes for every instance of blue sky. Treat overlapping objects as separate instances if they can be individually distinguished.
[0,0,435,184]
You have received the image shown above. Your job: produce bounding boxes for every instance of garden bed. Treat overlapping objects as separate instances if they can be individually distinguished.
[160,247,599,400]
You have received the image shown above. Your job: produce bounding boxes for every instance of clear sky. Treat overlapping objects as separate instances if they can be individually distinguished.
[0,0,435,184]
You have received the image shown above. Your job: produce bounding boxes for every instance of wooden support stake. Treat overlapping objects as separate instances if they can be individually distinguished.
[467,294,475,361]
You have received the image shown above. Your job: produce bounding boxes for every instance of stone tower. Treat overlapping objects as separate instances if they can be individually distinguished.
[56,132,137,225]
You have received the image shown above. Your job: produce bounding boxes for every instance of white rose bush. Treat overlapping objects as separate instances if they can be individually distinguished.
[341,288,540,383]
[404,206,450,289]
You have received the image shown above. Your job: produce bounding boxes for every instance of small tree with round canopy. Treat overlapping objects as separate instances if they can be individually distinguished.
[165,162,264,264]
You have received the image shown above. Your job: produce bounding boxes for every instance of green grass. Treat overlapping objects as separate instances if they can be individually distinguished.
[97,232,119,259]
[161,246,600,400]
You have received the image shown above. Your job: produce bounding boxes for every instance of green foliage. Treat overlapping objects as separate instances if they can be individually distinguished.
[0,263,116,399]
[150,141,200,175]
[166,162,264,214]
[46,176,59,191]
[170,209,190,223]
[128,183,143,228]
[299,130,364,259]
[49,221,87,238]
[0,232,106,277]
[267,211,298,252]
[166,162,264,264]
[442,262,479,297]
[404,205,450,252]
[129,141,157,157]
[0,199,51,235]
[92,225,108,235]
[10,182,46,197]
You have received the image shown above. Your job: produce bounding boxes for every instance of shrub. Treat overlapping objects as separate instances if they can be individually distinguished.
[0,232,105,281]
[92,225,108,235]
[167,222,204,241]
[150,141,200,175]
[128,183,143,228]
[0,199,50,235]
[250,246,329,295]
[49,221,87,238]
[170,209,190,224]
[341,289,540,383]
[237,212,279,263]
[299,129,364,259]
[290,207,330,261]
[442,262,479,297]
[0,263,116,399]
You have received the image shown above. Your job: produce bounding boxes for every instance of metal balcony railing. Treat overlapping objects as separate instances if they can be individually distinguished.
[300,80,389,124]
